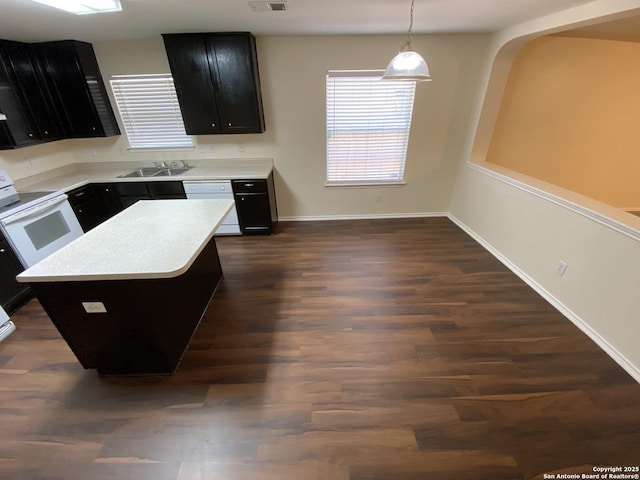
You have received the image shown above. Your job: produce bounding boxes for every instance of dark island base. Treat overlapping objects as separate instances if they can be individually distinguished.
[29,238,223,376]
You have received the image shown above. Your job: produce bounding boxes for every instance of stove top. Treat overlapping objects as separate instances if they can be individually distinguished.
[0,169,59,218]
[0,190,56,214]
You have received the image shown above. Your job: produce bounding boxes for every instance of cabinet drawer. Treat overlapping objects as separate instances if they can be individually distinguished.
[67,184,94,207]
[232,179,267,193]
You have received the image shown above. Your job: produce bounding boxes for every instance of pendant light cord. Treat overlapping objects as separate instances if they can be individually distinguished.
[401,0,416,52]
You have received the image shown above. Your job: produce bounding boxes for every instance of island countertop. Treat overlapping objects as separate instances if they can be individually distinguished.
[17,199,233,283]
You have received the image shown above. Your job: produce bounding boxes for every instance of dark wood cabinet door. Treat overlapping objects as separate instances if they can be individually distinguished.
[73,197,104,232]
[94,183,124,218]
[207,33,265,134]
[4,42,63,141]
[147,181,186,199]
[234,192,272,234]
[232,176,277,235]
[163,32,265,135]
[162,34,221,135]
[35,40,120,138]
[0,121,13,148]
[68,185,105,232]
[0,235,32,314]
[0,42,41,148]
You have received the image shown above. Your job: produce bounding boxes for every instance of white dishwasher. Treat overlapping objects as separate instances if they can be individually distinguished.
[183,181,241,235]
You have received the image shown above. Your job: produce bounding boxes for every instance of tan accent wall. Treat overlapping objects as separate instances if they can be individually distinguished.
[486,35,640,210]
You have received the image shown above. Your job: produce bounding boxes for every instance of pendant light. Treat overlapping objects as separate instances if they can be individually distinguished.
[382,0,431,81]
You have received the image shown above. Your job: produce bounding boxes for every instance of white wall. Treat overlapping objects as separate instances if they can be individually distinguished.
[0,34,489,219]
[450,0,640,381]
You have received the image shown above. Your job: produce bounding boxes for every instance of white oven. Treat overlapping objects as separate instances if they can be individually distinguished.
[0,305,15,343]
[0,170,83,268]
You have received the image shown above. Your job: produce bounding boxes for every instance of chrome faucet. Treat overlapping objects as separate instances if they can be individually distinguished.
[153,161,168,168]
[170,160,189,169]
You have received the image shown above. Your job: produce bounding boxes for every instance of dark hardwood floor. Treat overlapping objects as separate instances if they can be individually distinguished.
[1,218,638,480]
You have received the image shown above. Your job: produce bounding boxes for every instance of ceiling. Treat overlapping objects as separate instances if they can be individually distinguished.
[1,0,603,44]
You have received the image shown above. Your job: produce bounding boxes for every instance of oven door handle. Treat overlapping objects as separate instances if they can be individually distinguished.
[1,195,69,226]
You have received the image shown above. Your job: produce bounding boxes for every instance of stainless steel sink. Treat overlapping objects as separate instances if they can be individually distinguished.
[153,167,191,176]
[117,167,164,178]
[117,166,192,178]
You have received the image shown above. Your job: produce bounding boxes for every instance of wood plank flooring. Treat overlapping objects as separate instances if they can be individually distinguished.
[1,217,638,480]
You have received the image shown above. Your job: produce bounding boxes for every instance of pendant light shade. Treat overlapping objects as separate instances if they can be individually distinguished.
[382,0,432,81]
[383,51,431,81]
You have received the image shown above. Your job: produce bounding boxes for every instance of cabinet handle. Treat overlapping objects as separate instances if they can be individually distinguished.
[245,183,254,187]
[44,130,49,135]
[78,209,83,213]
[211,123,216,127]
[92,127,96,131]
[28,133,34,138]
[74,191,86,197]
[0,249,5,253]
[105,188,110,192]
[228,123,232,127]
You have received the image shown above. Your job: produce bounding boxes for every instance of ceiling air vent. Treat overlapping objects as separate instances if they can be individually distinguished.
[249,1,288,12]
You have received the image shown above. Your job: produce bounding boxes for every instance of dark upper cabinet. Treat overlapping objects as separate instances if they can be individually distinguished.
[2,41,63,142]
[162,32,265,135]
[34,40,120,138]
[0,119,12,148]
[0,40,42,148]
[0,37,119,149]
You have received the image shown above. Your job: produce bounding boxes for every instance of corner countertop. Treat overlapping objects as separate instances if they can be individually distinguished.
[13,158,274,193]
[17,199,233,283]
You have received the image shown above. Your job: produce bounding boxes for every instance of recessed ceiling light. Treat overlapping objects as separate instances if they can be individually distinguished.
[29,0,122,15]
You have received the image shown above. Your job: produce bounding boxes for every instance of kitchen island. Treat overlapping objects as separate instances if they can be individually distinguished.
[17,199,233,376]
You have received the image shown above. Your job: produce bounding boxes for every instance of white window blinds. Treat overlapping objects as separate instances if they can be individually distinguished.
[110,74,192,149]
[326,70,416,185]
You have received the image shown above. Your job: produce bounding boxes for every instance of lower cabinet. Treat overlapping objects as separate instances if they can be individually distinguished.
[94,183,124,219]
[67,184,106,232]
[0,232,32,314]
[67,178,278,236]
[115,182,150,209]
[115,181,186,208]
[232,174,277,235]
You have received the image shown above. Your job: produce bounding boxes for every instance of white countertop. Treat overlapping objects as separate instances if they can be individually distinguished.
[14,158,274,193]
[17,199,233,283]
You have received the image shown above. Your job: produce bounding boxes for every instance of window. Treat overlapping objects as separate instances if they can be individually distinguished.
[110,74,192,149]
[326,70,416,185]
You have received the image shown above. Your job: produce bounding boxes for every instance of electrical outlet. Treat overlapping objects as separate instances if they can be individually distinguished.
[208,144,215,153]
[375,193,382,203]
[555,261,568,277]
[239,143,245,152]
[82,302,107,313]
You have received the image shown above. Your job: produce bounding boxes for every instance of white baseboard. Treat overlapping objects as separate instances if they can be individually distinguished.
[278,212,448,222]
[447,213,640,384]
